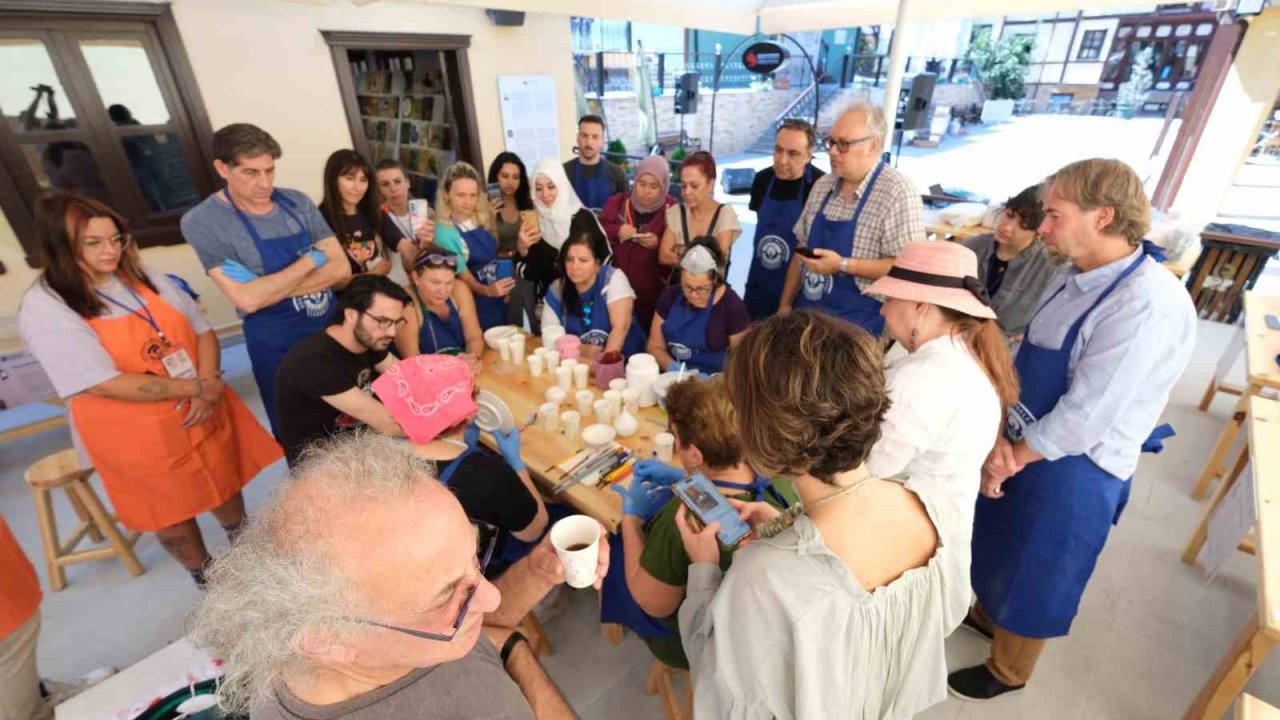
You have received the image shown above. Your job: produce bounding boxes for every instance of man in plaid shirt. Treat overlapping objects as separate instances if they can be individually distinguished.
[778,100,926,335]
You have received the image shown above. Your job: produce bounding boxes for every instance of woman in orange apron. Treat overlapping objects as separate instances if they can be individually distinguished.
[18,193,281,587]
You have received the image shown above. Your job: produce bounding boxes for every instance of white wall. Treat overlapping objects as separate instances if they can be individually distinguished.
[0,0,580,328]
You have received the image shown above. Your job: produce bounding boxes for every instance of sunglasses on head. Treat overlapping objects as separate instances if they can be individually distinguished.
[415,253,459,271]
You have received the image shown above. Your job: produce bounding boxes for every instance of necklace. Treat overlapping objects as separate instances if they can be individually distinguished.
[757,472,878,539]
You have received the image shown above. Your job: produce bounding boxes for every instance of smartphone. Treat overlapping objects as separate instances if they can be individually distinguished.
[672,472,751,546]
[487,182,503,205]
[794,246,818,259]
[408,198,431,233]
[1267,314,1280,331]
[495,258,513,280]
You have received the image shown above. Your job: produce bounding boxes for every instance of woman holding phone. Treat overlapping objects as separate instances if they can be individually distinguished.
[394,244,484,368]
[487,152,542,330]
[599,155,677,330]
[675,310,970,719]
[318,149,401,281]
[432,162,514,330]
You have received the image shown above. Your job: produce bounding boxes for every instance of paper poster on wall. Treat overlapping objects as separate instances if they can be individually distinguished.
[497,75,560,169]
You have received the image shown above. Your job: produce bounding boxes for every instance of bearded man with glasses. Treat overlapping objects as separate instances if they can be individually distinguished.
[192,432,608,720]
[273,275,412,466]
[777,100,926,335]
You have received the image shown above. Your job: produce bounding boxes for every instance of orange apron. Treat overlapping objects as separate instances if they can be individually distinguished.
[0,515,41,640]
[69,283,282,531]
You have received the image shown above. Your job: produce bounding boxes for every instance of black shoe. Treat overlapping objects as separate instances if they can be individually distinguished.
[959,612,994,642]
[947,665,1025,701]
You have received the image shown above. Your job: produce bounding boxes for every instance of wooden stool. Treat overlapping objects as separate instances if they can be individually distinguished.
[645,659,692,720]
[518,612,553,658]
[24,449,144,591]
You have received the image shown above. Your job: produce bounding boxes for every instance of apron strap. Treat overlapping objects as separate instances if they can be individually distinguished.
[438,447,478,487]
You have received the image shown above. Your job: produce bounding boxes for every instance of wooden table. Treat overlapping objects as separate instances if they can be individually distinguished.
[1182,396,1280,720]
[1193,293,1280,500]
[472,340,667,533]
[1238,694,1280,720]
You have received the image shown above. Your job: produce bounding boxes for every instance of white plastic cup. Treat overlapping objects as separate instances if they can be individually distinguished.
[498,338,513,363]
[561,358,578,371]
[545,350,561,371]
[555,365,572,391]
[510,333,526,362]
[539,402,559,431]
[654,432,675,462]
[575,390,594,416]
[608,378,627,393]
[549,515,602,589]
[573,363,590,389]
[542,325,565,351]
[560,410,581,440]
[527,353,544,376]
[593,399,612,424]
[604,389,623,416]
[621,387,640,415]
[545,386,567,406]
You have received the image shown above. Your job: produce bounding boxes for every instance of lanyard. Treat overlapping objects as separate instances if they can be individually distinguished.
[97,283,168,345]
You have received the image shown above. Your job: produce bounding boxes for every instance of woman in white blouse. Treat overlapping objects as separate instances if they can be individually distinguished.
[659,151,741,274]
[540,219,647,359]
[675,310,970,719]
[864,241,1019,533]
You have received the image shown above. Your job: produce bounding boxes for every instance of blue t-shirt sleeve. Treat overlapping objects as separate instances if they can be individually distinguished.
[432,223,469,276]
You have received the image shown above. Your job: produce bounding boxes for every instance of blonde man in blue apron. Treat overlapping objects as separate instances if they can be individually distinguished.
[949,159,1196,701]
[181,124,350,436]
[777,101,925,335]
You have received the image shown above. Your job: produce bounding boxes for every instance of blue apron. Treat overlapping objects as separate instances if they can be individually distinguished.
[573,160,613,214]
[414,288,465,355]
[744,167,810,321]
[794,163,886,336]
[461,224,506,331]
[545,266,647,355]
[224,189,334,437]
[600,475,783,640]
[663,290,725,374]
[971,241,1174,639]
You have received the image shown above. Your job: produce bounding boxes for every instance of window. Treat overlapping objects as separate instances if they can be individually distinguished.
[1076,30,1107,60]
[0,3,214,267]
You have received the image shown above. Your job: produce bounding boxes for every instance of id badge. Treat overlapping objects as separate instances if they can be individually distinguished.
[161,348,197,379]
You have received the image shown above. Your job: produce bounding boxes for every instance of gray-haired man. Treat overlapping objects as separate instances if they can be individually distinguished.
[192,433,607,719]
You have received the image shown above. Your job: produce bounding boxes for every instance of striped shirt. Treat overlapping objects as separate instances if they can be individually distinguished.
[793,164,926,291]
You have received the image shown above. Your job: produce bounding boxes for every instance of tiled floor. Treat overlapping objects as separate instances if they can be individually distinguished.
[5,294,1280,718]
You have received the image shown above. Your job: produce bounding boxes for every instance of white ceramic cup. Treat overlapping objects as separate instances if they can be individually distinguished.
[604,389,623,416]
[561,358,578,371]
[542,326,565,351]
[608,378,627,393]
[539,402,559,431]
[545,351,561,371]
[575,390,594,416]
[654,432,676,462]
[560,410,581,440]
[510,334,526,362]
[593,399,612,424]
[573,363,590,389]
[621,387,640,415]
[527,353,544,376]
[549,515,601,589]
[545,386,567,406]
[498,338,513,363]
[555,365,572,391]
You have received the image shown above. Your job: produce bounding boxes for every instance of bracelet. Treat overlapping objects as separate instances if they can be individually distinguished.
[839,257,850,275]
[500,630,528,667]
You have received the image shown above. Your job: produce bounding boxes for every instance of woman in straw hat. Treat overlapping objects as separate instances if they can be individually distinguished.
[864,240,1019,535]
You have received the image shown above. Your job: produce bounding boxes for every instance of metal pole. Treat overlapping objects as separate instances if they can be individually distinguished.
[882,0,914,132]
[841,49,851,88]
[595,51,606,96]
[658,53,666,94]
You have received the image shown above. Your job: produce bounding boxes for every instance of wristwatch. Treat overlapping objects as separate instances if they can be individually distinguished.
[839,257,850,275]
[500,630,529,667]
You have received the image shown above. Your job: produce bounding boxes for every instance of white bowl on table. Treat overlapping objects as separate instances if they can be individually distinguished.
[483,325,520,351]
[582,424,617,449]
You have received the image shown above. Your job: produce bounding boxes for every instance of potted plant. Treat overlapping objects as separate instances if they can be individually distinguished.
[966,31,1034,123]
[605,138,629,168]
[1114,47,1154,119]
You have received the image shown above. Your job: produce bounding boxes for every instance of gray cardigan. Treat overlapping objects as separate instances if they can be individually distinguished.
[964,234,1062,338]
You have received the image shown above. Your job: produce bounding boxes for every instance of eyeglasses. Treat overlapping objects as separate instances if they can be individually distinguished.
[81,234,131,252]
[681,283,713,297]
[414,253,459,271]
[347,521,498,643]
[823,136,875,153]
[362,311,408,330]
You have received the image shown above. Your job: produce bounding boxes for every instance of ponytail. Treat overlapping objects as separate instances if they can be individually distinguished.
[941,308,1020,412]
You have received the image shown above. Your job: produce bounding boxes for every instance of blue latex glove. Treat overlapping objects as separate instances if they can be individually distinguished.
[666,361,685,373]
[305,247,328,269]
[463,421,480,451]
[613,479,673,521]
[220,260,259,283]
[494,427,525,472]
[633,459,685,487]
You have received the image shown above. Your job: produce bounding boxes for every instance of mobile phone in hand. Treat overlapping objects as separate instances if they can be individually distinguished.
[495,258,513,280]
[795,246,818,259]
[673,472,751,546]
[487,182,503,205]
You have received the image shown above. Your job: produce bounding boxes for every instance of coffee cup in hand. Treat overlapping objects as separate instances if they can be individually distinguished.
[549,515,601,589]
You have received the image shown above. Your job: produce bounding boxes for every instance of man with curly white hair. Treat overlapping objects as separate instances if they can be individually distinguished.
[191,432,607,719]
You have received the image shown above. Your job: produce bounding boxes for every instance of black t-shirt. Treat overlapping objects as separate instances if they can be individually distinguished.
[986,253,1010,298]
[274,332,388,465]
[324,211,406,273]
[438,450,539,535]
[748,166,825,212]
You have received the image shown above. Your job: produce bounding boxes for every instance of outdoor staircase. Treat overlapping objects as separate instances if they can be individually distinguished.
[743,85,873,156]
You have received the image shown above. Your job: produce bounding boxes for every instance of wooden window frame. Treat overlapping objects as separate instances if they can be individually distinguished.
[1076,29,1107,61]
[322,30,484,176]
[0,0,216,268]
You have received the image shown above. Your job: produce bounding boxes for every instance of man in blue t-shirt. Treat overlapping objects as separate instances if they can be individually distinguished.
[180,123,350,435]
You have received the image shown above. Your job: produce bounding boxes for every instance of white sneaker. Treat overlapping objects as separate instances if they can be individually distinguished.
[43,667,116,705]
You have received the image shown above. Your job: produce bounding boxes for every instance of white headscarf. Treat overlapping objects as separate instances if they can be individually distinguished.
[531,157,584,250]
